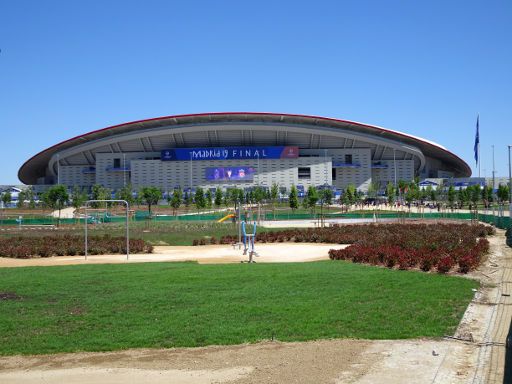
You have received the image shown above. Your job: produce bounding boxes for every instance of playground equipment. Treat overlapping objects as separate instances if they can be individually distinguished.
[241,219,258,263]
[217,213,235,223]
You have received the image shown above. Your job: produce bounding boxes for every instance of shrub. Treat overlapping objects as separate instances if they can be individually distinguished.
[0,234,153,258]
[437,256,455,273]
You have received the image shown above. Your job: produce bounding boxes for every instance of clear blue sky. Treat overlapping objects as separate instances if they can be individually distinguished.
[1,0,511,184]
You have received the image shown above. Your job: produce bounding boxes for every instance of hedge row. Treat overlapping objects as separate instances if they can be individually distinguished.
[328,237,489,274]
[0,234,153,259]
[216,223,493,248]
[214,223,494,274]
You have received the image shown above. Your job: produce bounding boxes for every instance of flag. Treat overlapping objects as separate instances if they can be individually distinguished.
[474,115,479,164]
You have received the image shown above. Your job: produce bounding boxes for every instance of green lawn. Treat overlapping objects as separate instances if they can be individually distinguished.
[0,261,478,355]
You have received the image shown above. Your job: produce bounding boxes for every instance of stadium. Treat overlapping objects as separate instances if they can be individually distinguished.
[18,112,471,193]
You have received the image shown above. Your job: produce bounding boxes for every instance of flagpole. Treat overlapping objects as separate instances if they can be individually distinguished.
[478,141,481,178]
[478,114,480,178]
[475,114,480,178]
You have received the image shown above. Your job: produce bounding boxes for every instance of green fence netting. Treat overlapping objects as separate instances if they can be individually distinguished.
[0,211,510,230]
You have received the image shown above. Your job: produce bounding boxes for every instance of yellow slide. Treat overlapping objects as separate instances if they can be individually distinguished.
[217,214,235,223]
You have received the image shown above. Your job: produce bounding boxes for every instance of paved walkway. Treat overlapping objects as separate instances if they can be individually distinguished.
[472,232,512,383]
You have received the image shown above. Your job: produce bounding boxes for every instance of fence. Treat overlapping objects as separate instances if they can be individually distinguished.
[0,210,510,229]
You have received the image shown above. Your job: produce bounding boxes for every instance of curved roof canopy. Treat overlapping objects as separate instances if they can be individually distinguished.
[18,112,471,184]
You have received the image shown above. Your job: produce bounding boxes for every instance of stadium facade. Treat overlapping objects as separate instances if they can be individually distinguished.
[18,112,471,193]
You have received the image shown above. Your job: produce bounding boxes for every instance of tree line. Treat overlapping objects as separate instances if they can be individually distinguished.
[2,181,511,218]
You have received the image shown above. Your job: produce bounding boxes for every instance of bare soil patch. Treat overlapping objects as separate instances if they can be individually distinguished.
[0,292,21,301]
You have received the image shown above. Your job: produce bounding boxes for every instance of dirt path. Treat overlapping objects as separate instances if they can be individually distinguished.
[0,339,477,384]
[1,230,511,383]
[0,243,341,268]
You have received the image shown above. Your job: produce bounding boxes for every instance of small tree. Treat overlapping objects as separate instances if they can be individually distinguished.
[194,187,206,212]
[139,186,162,215]
[16,191,26,209]
[25,187,36,209]
[468,184,481,209]
[226,188,242,208]
[70,186,88,219]
[404,181,419,206]
[2,191,12,208]
[385,182,395,205]
[367,181,379,199]
[184,190,193,211]
[214,188,223,209]
[320,188,333,211]
[270,183,279,216]
[458,188,469,209]
[205,189,213,210]
[397,180,408,202]
[117,184,134,206]
[44,185,69,226]
[91,184,110,208]
[303,185,319,213]
[322,188,333,206]
[169,188,183,215]
[252,186,266,205]
[344,184,357,206]
[448,185,456,209]
[424,185,433,203]
[429,186,437,203]
[481,185,492,207]
[289,185,299,211]
[497,184,509,204]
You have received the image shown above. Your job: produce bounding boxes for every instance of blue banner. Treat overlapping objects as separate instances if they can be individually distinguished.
[161,146,299,161]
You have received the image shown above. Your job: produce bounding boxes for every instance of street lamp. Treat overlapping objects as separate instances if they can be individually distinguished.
[189,151,193,191]
[508,145,512,220]
[123,153,126,188]
[56,154,60,185]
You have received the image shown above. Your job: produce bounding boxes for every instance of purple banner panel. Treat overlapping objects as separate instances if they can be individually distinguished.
[205,167,256,181]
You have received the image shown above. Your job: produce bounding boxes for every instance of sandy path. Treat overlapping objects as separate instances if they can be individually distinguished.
[0,243,342,268]
[0,339,473,384]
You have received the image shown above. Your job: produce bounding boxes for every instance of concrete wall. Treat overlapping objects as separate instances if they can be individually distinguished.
[130,157,331,192]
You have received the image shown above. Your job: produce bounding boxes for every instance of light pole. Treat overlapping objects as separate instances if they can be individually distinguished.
[256,152,260,186]
[57,154,60,185]
[508,145,512,219]
[189,151,193,191]
[492,145,496,218]
[123,153,126,188]
[393,148,399,205]
[324,149,328,186]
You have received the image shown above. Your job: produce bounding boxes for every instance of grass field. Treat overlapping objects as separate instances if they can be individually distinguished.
[0,261,478,355]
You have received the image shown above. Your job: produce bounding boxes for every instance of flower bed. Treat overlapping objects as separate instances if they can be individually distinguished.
[213,223,494,274]
[326,224,491,274]
[0,234,153,259]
